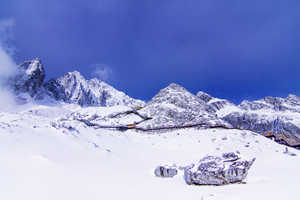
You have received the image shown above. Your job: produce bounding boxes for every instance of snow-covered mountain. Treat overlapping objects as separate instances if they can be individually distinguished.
[12,58,145,108]
[1,59,300,199]
[200,92,300,142]
[45,70,145,108]
[10,59,300,145]
[13,58,46,103]
[136,83,231,129]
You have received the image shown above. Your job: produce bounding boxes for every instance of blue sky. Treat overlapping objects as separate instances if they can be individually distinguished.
[1,0,300,104]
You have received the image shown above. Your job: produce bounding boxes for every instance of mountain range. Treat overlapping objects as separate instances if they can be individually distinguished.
[1,58,300,200]
[13,58,145,108]
[10,58,300,145]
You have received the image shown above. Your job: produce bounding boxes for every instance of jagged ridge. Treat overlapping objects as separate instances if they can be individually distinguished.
[13,58,145,108]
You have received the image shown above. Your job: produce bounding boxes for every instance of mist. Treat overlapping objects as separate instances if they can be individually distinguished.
[0,19,19,112]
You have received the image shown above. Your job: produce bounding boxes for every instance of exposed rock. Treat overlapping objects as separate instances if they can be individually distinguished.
[196,91,213,103]
[154,164,178,178]
[43,78,68,102]
[283,147,297,156]
[184,152,255,185]
[197,91,236,112]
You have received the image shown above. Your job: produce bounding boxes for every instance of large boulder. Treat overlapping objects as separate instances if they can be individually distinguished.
[184,152,255,185]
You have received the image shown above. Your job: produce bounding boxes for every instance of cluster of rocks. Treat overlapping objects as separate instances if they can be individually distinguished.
[154,152,256,186]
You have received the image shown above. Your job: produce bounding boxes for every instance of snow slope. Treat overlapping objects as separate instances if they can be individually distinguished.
[0,104,299,200]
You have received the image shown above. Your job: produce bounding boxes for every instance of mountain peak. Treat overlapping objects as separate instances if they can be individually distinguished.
[166,83,189,93]
[13,58,45,100]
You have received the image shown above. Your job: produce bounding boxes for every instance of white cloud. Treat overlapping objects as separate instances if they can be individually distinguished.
[0,46,18,79]
[0,18,19,111]
[0,18,18,79]
[91,63,114,81]
[0,18,16,57]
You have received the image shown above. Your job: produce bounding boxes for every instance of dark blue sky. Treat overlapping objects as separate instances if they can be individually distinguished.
[1,0,300,104]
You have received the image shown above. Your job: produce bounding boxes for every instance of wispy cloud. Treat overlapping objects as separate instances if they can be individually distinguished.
[0,18,16,57]
[0,18,18,78]
[91,63,114,82]
[0,18,19,111]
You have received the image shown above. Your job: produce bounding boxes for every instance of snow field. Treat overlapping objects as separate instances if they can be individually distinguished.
[0,106,299,200]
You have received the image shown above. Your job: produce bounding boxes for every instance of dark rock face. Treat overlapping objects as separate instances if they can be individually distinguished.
[154,165,178,178]
[184,152,255,185]
[43,78,68,102]
[13,58,45,100]
[196,91,213,103]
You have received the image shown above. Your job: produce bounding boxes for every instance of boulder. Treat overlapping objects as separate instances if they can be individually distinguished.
[184,152,255,185]
[154,164,178,178]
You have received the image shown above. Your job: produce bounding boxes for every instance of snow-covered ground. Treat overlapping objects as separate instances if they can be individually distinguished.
[0,104,299,200]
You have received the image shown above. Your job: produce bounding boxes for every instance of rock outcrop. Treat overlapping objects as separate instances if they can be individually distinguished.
[183,152,255,185]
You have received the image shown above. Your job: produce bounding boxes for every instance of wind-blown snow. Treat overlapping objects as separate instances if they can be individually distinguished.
[0,104,299,200]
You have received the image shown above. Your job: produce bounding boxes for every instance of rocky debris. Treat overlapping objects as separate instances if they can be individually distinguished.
[283,147,297,156]
[183,152,255,185]
[154,164,178,178]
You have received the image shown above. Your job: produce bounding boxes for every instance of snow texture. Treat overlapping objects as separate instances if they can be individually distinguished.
[0,103,299,200]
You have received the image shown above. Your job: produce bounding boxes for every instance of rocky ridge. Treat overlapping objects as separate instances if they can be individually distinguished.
[12,58,145,108]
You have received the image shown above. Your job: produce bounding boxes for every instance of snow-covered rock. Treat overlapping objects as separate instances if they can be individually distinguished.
[154,164,178,178]
[184,152,255,185]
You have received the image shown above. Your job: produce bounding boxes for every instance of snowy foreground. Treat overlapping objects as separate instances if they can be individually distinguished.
[0,104,299,200]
